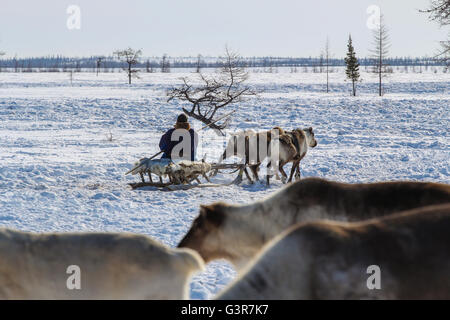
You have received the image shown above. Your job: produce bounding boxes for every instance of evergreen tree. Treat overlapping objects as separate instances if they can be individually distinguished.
[345,35,360,96]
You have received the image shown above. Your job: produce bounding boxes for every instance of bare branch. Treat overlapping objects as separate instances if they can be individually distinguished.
[421,1,450,66]
[421,0,450,26]
[167,48,258,135]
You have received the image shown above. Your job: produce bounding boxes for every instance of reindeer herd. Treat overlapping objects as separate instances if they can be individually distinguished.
[213,126,317,185]
[181,179,450,299]
[0,126,449,300]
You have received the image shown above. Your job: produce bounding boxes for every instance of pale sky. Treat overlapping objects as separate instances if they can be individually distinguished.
[0,0,447,58]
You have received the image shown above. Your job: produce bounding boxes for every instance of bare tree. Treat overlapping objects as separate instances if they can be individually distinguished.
[167,48,257,135]
[14,55,18,73]
[421,0,450,66]
[114,48,142,84]
[196,54,202,73]
[423,0,450,24]
[161,54,171,73]
[324,37,332,93]
[161,55,166,72]
[24,60,32,73]
[145,59,154,73]
[75,61,81,73]
[69,70,74,86]
[96,57,103,76]
[269,57,274,73]
[319,54,324,73]
[0,51,4,73]
[370,13,391,96]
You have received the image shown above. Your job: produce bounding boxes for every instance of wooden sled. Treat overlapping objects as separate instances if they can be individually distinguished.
[126,159,246,191]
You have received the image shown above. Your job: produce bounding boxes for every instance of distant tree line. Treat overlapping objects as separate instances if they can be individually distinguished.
[0,55,446,73]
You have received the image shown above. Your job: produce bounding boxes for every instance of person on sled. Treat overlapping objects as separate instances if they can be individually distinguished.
[159,114,198,161]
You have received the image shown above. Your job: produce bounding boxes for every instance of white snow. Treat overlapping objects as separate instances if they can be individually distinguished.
[0,69,449,299]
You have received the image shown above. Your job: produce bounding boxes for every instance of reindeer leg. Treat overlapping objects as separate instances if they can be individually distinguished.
[148,172,153,183]
[275,168,281,180]
[279,161,288,184]
[232,168,244,185]
[243,167,254,184]
[250,164,260,181]
[275,162,281,180]
[202,173,212,183]
[295,163,301,180]
[287,161,298,183]
[172,175,181,185]
[139,172,145,183]
[266,162,273,185]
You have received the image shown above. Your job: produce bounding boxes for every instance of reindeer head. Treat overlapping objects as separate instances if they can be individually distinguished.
[271,126,285,136]
[178,203,230,263]
[303,127,318,148]
[178,202,266,270]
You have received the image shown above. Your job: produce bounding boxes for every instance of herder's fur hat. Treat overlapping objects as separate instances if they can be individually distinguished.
[177,114,188,123]
[175,114,190,130]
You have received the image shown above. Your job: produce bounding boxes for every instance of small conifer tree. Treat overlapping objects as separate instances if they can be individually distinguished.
[344,35,360,96]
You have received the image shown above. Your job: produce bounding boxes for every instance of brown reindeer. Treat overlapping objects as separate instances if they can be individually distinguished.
[266,127,317,185]
[178,178,450,272]
[217,204,450,299]
[213,127,285,183]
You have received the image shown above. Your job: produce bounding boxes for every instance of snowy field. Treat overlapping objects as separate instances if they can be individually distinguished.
[0,70,449,299]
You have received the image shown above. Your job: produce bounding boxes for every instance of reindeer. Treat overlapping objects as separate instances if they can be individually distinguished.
[266,127,317,185]
[0,229,204,299]
[178,178,450,272]
[212,127,285,183]
[217,204,450,299]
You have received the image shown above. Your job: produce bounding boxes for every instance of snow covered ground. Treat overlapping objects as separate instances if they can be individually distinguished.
[0,69,449,299]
